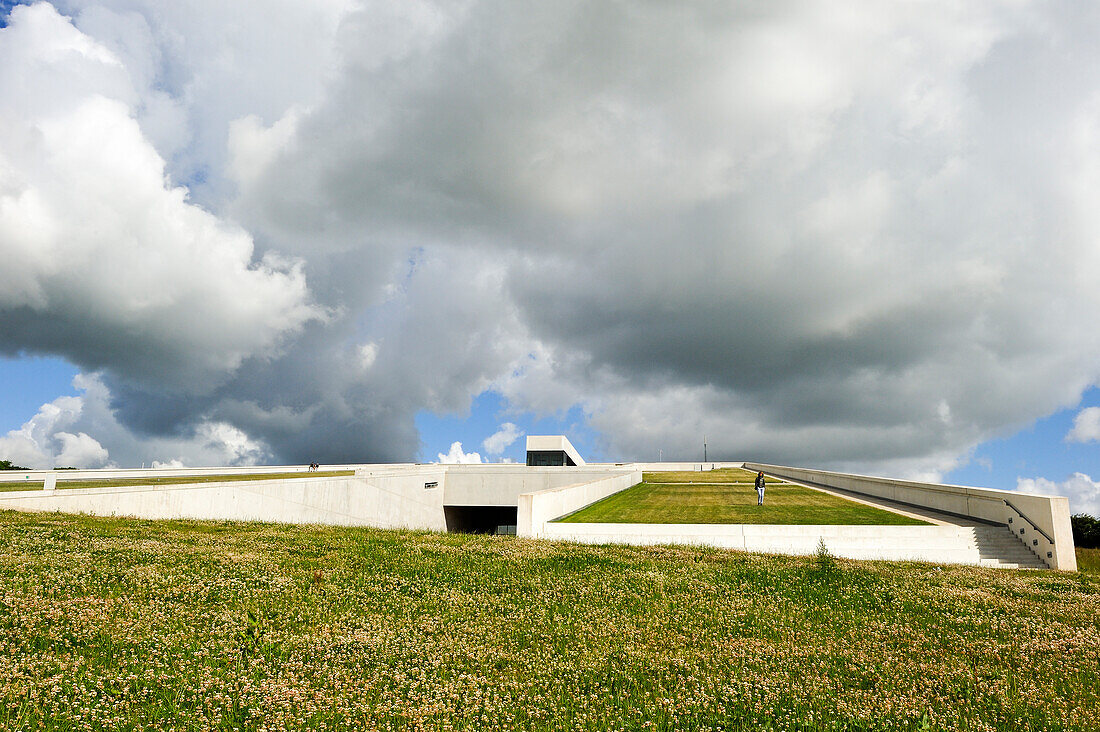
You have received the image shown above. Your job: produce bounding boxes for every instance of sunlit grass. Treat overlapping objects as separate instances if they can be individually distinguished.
[1078,547,1100,573]
[556,472,928,525]
[639,467,761,483]
[0,470,354,492]
[0,511,1095,731]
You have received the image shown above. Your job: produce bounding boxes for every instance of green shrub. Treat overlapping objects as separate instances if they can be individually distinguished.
[813,537,838,574]
[1072,514,1100,549]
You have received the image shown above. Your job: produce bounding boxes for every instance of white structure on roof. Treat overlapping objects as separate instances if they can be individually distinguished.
[525,435,586,466]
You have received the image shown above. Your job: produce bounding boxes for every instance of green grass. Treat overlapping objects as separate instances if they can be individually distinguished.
[556,470,929,525]
[0,470,354,492]
[1078,547,1100,573]
[637,467,761,483]
[0,511,1096,731]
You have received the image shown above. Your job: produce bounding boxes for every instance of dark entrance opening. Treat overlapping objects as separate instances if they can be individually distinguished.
[444,506,518,535]
[526,450,576,466]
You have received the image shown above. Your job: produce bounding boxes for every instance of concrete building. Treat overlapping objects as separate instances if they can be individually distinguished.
[525,435,585,466]
[0,437,1078,570]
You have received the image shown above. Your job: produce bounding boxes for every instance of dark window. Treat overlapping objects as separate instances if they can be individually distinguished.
[527,450,575,466]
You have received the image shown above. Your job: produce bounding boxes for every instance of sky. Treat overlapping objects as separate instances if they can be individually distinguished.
[0,1,1099,514]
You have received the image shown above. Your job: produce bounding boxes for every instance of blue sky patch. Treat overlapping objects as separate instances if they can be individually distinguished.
[0,355,80,430]
[945,387,1100,490]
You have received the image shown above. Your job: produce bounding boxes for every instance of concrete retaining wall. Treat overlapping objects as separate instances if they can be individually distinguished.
[517,469,642,538]
[0,472,446,531]
[744,462,1076,571]
[0,463,413,485]
[444,466,643,506]
[541,523,994,564]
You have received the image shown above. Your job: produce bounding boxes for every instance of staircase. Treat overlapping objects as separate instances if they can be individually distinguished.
[970,525,1048,569]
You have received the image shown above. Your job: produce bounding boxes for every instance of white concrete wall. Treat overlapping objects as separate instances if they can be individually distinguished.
[517,469,642,537]
[353,468,448,530]
[743,462,1076,571]
[0,464,635,531]
[541,523,996,565]
[0,463,415,485]
[0,472,446,530]
[620,462,745,473]
[444,466,640,506]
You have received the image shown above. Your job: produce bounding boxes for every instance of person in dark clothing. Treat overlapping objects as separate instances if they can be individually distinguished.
[755,471,766,506]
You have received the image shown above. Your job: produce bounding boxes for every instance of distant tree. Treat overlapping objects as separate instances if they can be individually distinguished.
[1071,514,1100,549]
[0,460,29,471]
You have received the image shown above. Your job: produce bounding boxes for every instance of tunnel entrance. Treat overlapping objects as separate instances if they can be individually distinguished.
[444,506,517,535]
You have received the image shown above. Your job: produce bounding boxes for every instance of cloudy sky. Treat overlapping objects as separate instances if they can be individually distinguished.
[1,1,1100,513]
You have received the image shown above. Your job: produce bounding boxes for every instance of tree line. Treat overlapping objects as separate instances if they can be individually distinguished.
[1073,514,1100,549]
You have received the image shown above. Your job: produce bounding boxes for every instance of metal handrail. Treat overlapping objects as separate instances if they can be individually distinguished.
[1003,499,1055,545]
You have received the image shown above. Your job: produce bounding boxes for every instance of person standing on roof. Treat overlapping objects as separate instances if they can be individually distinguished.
[755,471,766,506]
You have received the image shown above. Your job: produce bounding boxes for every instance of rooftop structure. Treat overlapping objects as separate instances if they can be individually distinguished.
[525,435,585,466]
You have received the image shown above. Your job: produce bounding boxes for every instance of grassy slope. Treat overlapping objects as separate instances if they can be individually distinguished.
[0,470,354,492]
[1078,546,1100,572]
[557,469,928,526]
[0,512,1096,732]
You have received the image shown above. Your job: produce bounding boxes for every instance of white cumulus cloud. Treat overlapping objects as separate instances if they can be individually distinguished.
[0,391,109,469]
[1017,473,1100,517]
[0,3,323,391]
[1066,407,1100,443]
[436,442,482,464]
[482,422,522,456]
[0,373,274,469]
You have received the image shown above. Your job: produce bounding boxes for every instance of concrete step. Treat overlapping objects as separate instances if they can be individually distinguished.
[969,526,1048,568]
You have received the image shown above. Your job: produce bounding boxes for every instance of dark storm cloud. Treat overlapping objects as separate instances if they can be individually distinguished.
[5,0,1100,476]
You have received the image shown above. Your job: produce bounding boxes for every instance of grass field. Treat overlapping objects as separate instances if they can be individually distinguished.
[1078,546,1100,573]
[0,470,354,492]
[556,469,929,526]
[0,511,1096,731]
[635,468,761,483]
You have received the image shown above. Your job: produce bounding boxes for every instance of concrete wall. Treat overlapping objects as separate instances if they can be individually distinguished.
[354,468,448,530]
[0,472,446,531]
[444,466,641,506]
[0,463,414,485]
[541,523,999,565]
[744,462,1077,571]
[517,469,642,538]
[0,464,635,532]
[601,462,744,473]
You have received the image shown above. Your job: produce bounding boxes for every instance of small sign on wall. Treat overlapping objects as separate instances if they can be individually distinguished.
[424,481,438,489]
